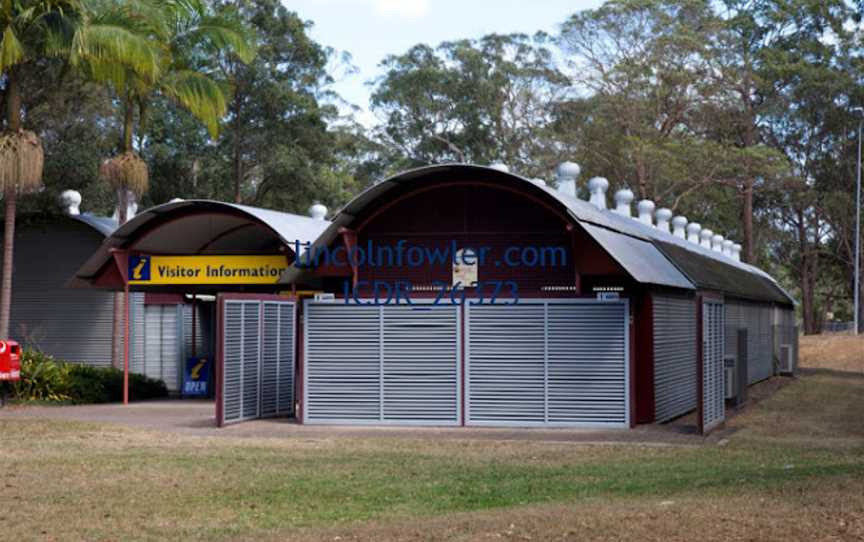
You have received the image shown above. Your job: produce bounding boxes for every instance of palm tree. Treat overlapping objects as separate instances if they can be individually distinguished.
[0,0,159,338]
[92,0,255,367]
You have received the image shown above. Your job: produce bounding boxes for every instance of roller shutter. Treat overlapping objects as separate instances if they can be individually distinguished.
[701,300,725,433]
[304,302,460,425]
[653,295,697,423]
[465,300,629,427]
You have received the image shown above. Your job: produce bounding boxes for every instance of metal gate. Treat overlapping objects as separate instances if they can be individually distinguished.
[303,301,460,425]
[700,299,725,434]
[465,300,629,428]
[219,297,295,426]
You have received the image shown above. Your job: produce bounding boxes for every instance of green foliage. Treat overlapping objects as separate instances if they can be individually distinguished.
[10,349,167,404]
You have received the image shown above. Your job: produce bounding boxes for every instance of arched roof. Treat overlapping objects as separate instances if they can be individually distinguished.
[74,199,330,285]
[280,164,794,306]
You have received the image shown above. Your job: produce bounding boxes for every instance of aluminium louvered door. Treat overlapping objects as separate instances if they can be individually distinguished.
[742,302,773,384]
[260,301,295,418]
[465,303,546,425]
[465,300,629,428]
[143,304,181,393]
[304,303,381,423]
[653,295,697,423]
[222,301,244,424]
[221,300,262,425]
[701,300,725,433]
[382,304,459,424]
[547,302,628,426]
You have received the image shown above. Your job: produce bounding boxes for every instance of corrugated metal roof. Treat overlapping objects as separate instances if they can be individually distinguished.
[279,164,795,306]
[75,200,330,282]
[70,213,118,237]
[581,224,693,290]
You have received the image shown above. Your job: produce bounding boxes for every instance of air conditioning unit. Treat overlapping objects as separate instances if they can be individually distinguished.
[724,356,737,399]
[778,344,794,375]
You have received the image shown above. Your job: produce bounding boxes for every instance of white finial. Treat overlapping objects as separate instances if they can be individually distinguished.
[655,208,672,233]
[308,202,328,220]
[732,243,742,262]
[687,222,701,244]
[671,215,687,238]
[613,189,634,217]
[637,200,655,225]
[700,228,714,249]
[722,239,734,257]
[711,234,724,252]
[531,178,547,187]
[59,190,82,216]
[587,177,609,209]
[489,162,509,172]
[555,161,580,198]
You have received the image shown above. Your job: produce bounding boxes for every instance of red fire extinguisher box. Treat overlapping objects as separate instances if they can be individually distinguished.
[0,340,21,381]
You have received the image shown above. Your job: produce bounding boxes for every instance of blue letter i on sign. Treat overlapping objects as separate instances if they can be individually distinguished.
[129,256,151,281]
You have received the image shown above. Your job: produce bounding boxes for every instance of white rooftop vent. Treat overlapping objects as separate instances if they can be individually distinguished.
[722,239,734,257]
[587,177,609,209]
[636,200,655,225]
[530,178,547,187]
[700,228,714,249]
[671,215,687,238]
[731,243,742,262]
[555,161,580,198]
[488,162,509,172]
[687,222,701,244]
[59,189,81,216]
[169,197,185,203]
[613,189,634,217]
[711,234,724,252]
[654,208,672,233]
[309,202,328,220]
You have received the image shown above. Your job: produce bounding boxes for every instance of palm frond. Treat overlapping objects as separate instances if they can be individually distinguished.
[70,22,161,83]
[0,130,44,192]
[190,16,256,63]
[159,69,228,138]
[0,25,24,71]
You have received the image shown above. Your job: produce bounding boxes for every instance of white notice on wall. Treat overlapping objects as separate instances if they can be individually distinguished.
[453,248,478,288]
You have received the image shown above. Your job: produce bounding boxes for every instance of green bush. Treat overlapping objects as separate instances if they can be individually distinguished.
[10,350,168,404]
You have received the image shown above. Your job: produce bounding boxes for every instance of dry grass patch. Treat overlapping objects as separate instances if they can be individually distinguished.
[800,334,863,372]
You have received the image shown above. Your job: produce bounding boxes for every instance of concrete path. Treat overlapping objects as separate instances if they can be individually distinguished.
[0,400,705,446]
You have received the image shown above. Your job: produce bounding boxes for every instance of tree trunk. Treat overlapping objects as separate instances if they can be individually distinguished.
[741,180,754,263]
[231,94,243,203]
[0,189,17,339]
[0,68,21,338]
[112,96,134,367]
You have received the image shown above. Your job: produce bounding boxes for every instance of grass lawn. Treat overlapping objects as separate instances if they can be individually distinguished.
[0,335,862,541]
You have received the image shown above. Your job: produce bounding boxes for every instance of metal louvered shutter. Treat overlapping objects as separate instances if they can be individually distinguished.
[382,304,459,424]
[702,300,725,432]
[740,302,773,384]
[222,301,244,423]
[653,295,697,422]
[241,303,261,419]
[305,304,381,423]
[304,301,459,425]
[466,303,546,425]
[547,302,628,426]
[143,305,180,392]
[466,300,629,428]
[261,301,295,418]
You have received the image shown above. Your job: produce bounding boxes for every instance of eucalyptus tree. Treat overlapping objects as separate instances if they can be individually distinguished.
[0,0,158,338]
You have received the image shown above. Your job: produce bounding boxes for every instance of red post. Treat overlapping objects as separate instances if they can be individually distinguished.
[123,282,130,405]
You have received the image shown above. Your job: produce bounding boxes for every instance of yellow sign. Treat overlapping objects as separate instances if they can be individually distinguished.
[128,255,288,285]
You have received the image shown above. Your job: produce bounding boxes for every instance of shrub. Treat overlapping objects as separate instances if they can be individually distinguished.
[11,350,73,402]
[11,350,168,404]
